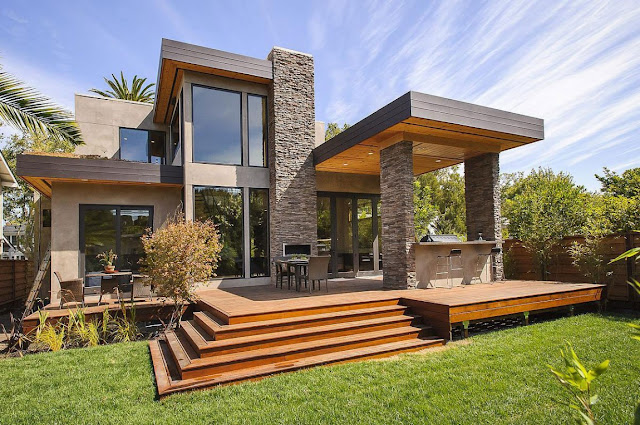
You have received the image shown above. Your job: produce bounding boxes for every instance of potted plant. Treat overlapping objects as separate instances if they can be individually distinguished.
[97,249,117,273]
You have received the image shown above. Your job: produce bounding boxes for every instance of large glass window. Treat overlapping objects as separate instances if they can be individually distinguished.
[249,189,269,277]
[119,128,165,164]
[80,206,152,276]
[170,93,182,164]
[248,95,267,167]
[194,186,244,278]
[357,199,374,271]
[192,86,242,165]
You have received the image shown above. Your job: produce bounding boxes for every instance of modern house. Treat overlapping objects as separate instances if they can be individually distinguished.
[17,39,608,395]
[16,38,546,299]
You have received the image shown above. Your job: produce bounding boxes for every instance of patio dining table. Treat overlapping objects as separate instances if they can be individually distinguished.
[280,258,309,292]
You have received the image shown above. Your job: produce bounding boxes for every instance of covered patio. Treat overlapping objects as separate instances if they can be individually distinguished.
[313,91,544,289]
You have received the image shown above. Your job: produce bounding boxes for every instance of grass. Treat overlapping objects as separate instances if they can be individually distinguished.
[1,313,638,424]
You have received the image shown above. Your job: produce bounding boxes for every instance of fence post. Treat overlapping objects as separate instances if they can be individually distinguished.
[11,260,16,303]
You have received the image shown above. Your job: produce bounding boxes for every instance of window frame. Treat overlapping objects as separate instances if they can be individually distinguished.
[249,188,270,278]
[79,204,154,275]
[191,84,244,166]
[118,127,167,164]
[247,94,268,168]
[193,186,246,279]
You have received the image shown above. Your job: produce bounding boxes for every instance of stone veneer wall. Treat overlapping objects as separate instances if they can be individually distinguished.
[267,47,317,280]
[464,153,503,280]
[380,141,417,289]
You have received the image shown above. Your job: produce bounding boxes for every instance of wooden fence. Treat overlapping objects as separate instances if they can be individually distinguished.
[504,233,639,302]
[0,259,33,308]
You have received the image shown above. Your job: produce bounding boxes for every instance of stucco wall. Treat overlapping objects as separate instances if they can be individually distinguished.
[74,94,169,158]
[49,182,182,299]
[316,171,380,194]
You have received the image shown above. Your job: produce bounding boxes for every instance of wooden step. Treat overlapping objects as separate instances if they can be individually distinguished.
[197,297,402,325]
[195,304,410,340]
[182,314,424,357]
[174,325,433,379]
[150,336,445,397]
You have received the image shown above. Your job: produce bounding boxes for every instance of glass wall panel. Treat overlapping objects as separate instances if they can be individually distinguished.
[119,209,151,272]
[317,197,332,273]
[170,94,182,164]
[335,197,353,272]
[248,95,267,167]
[83,208,117,274]
[194,186,244,278]
[119,129,148,163]
[377,200,383,270]
[249,189,269,277]
[120,128,165,164]
[192,86,242,165]
[357,199,374,271]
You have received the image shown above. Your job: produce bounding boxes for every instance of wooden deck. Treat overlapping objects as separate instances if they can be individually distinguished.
[196,278,605,338]
[147,278,604,396]
[22,296,182,334]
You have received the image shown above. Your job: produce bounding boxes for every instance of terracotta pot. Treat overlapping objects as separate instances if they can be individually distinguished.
[104,265,115,273]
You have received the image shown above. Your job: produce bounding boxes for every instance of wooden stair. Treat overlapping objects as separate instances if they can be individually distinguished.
[150,298,445,396]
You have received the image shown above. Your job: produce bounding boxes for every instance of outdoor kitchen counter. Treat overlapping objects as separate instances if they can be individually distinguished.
[414,241,497,288]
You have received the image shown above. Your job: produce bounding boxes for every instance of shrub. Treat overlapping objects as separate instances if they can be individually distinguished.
[141,212,222,329]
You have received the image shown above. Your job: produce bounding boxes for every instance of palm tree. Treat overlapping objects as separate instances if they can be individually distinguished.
[0,64,83,145]
[90,72,155,103]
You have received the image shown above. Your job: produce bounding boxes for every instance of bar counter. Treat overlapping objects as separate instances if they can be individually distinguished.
[414,241,497,288]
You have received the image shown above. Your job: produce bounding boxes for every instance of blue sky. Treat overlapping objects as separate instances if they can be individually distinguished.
[1,0,639,190]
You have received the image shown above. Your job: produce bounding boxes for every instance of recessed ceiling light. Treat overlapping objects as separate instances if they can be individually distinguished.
[435,159,442,163]
[343,163,349,166]
[368,152,374,155]
[81,179,89,182]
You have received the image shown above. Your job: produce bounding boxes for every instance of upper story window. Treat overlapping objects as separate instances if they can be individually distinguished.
[170,93,182,165]
[192,86,242,165]
[248,95,267,167]
[192,85,268,167]
[119,128,166,164]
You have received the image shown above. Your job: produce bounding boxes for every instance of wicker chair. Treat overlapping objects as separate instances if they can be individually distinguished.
[302,256,331,293]
[54,272,84,308]
[273,256,293,289]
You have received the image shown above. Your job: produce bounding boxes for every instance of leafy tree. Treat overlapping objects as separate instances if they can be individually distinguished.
[595,167,640,198]
[502,168,589,280]
[141,212,222,329]
[90,72,155,103]
[325,122,350,141]
[414,165,466,239]
[0,64,82,145]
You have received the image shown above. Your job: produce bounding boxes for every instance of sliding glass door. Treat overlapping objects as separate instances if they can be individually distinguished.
[316,193,381,277]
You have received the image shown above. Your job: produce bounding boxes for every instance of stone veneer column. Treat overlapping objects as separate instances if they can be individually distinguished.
[464,153,503,280]
[267,47,317,281]
[380,141,417,289]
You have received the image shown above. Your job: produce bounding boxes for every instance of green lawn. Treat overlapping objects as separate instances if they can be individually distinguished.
[1,313,638,424]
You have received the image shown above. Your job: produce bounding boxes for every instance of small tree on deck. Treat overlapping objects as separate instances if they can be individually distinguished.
[141,213,222,329]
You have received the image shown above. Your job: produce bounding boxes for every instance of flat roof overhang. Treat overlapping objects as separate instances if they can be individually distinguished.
[16,154,183,198]
[154,39,273,124]
[314,92,544,175]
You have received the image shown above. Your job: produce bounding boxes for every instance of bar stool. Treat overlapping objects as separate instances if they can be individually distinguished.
[472,247,502,284]
[435,249,463,288]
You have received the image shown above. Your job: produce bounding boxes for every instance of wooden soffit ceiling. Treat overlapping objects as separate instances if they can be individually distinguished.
[314,92,544,176]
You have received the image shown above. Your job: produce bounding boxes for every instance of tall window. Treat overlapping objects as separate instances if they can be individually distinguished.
[248,95,267,167]
[119,128,165,164]
[249,189,269,277]
[192,86,242,165]
[194,186,244,278]
[80,205,152,275]
[170,93,182,165]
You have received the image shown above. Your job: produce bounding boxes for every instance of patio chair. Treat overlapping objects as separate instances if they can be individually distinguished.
[273,256,293,289]
[97,276,131,305]
[302,256,331,293]
[55,272,84,308]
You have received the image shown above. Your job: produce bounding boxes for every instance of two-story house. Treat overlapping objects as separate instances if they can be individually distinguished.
[16,38,544,301]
